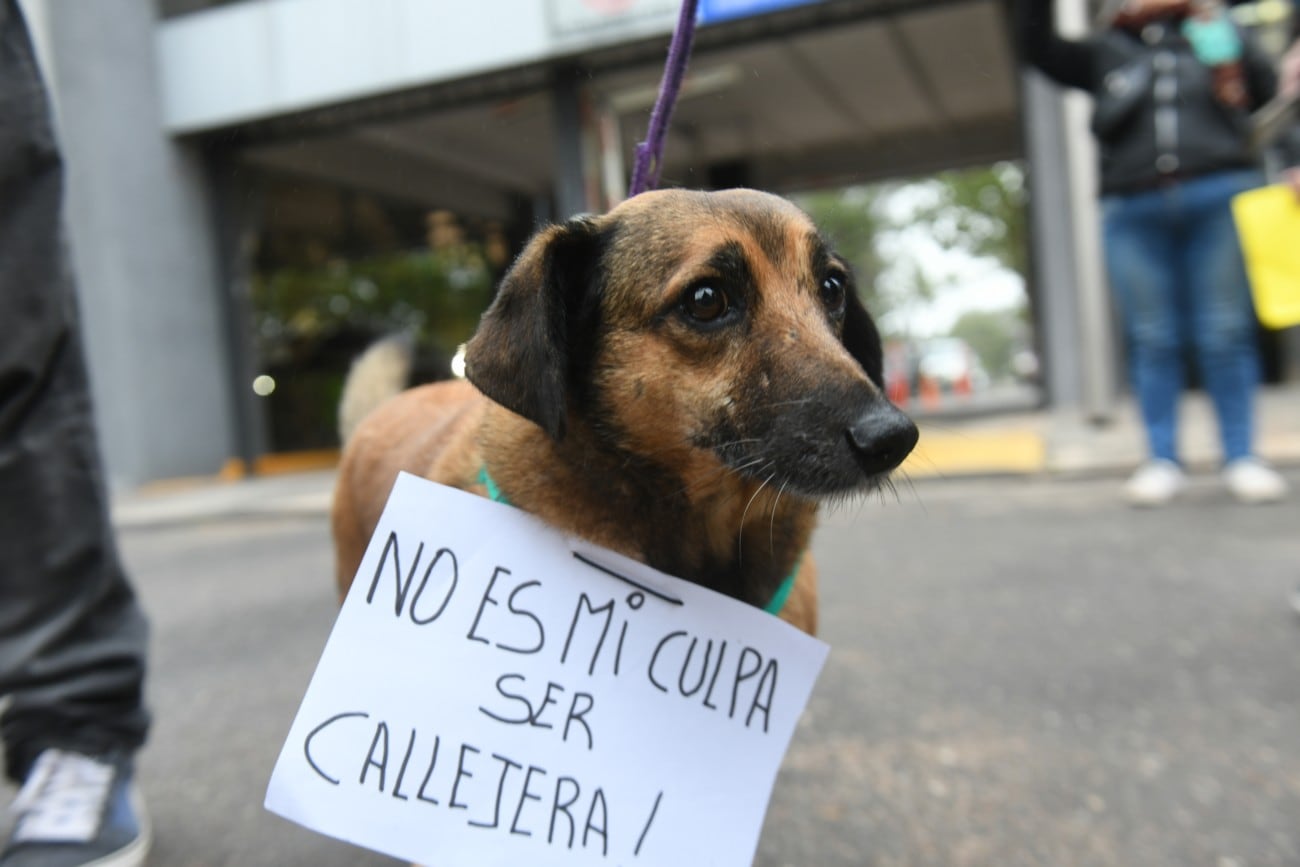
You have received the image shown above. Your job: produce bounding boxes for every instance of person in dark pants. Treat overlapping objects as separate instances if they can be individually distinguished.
[1016,0,1292,506]
[0,1,151,865]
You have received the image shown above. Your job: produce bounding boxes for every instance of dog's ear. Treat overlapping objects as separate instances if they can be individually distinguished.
[842,290,886,388]
[464,216,603,440]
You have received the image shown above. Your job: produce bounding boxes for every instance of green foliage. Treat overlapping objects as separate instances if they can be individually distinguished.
[903,162,1028,279]
[949,309,1022,379]
[251,247,495,363]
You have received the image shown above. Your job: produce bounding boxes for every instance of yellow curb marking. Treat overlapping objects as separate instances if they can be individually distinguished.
[219,449,340,480]
[903,428,1046,478]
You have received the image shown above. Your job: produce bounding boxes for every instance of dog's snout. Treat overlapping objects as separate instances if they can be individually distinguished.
[847,402,919,476]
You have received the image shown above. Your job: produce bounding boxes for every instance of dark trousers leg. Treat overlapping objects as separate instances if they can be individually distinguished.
[0,0,149,783]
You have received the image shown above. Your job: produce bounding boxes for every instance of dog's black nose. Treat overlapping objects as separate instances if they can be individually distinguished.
[847,402,919,476]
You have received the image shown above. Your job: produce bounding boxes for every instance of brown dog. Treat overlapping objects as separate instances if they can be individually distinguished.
[331,188,918,635]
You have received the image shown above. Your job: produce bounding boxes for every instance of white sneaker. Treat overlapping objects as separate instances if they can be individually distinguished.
[1124,459,1186,507]
[1223,457,1289,504]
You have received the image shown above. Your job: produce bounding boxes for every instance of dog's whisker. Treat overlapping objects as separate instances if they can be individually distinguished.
[677,455,768,497]
[737,468,776,566]
[889,469,927,512]
[903,448,953,483]
[697,437,770,453]
[769,479,790,556]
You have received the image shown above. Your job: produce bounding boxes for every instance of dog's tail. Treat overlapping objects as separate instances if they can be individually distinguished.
[337,334,415,444]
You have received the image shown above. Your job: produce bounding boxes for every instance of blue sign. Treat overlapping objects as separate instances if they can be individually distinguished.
[698,0,821,24]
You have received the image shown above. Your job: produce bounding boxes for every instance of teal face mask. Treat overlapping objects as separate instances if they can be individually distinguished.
[1181,12,1242,66]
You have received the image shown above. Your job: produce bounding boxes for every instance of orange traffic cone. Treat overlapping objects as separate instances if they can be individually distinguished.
[919,375,941,409]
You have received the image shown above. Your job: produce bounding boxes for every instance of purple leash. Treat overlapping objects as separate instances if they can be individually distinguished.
[627,0,700,197]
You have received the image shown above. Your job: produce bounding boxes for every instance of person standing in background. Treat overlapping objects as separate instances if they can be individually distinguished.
[1016,0,1292,506]
[0,1,151,864]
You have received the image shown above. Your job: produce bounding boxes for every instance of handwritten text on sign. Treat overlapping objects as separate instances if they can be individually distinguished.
[265,472,828,867]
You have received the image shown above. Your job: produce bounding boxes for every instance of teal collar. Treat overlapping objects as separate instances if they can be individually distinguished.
[763,558,799,616]
[478,465,508,505]
[478,465,799,617]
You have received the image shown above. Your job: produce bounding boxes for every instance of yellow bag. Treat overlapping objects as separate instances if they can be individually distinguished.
[1231,183,1300,330]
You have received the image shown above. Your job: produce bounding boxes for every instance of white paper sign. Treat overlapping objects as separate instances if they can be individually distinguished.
[266,471,829,867]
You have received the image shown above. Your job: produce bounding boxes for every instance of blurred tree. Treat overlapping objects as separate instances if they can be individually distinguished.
[791,186,888,311]
[900,161,1028,278]
[251,246,493,368]
[950,308,1020,379]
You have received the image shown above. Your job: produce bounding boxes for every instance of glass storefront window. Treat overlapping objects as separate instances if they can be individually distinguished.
[249,176,507,451]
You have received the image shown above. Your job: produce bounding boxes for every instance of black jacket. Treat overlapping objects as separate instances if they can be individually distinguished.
[1014,0,1278,194]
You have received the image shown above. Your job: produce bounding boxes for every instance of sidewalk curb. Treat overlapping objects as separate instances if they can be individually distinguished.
[111,472,335,531]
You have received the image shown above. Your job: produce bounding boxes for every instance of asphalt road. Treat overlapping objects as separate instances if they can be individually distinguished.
[5,470,1298,866]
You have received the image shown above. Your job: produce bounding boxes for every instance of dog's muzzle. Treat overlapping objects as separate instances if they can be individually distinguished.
[847,401,919,477]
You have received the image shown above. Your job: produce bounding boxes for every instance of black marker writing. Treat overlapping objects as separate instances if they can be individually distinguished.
[584,788,609,856]
[449,743,480,811]
[635,790,664,857]
[647,633,780,732]
[511,765,546,836]
[549,776,581,848]
[678,636,715,697]
[467,754,521,829]
[416,734,441,806]
[703,640,728,710]
[479,674,596,750]
[648,631,687,693]
[301,711,672,858]
[561,593,615,676]
[571,552,682,606]
[391,727,418,800]
[303,710,369,785]
[360,722,389,791]
[366,533,458,625]
[466,567,545,654]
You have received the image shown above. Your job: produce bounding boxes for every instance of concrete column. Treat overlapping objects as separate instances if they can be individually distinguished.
[552,65,624,217]
[1019,0,1119,421]
[33,0,237,487]
[1022,71,1086,409]
[552,67,594,220]
[1057,0,1118,422]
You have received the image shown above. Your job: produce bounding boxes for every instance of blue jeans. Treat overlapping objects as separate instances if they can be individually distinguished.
[1102,169,1263,464]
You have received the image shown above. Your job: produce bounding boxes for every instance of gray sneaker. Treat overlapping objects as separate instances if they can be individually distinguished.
[1,749,149,867]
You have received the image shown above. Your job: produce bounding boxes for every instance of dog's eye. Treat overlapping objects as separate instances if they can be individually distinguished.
[682,284,729,322]
[820,273,847,313]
